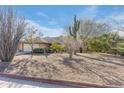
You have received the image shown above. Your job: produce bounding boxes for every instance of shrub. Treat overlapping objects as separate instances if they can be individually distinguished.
[45,48,55,53]
[33,48,44,53]
[33,48,56,53]
[50,42,65,53]
[118,51,124,56]
[87,37,110,52]
[116,43,124,56]
[109,48,118,54]
[87,32,120,54]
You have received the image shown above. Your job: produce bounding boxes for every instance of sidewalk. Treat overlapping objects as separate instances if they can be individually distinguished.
[0,76,69,88]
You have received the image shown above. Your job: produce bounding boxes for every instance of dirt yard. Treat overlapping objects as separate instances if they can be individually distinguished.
[1,53,124,87]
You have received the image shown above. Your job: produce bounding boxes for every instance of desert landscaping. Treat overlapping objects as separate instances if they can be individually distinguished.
[0,6,124,88]
[1,53,124,87]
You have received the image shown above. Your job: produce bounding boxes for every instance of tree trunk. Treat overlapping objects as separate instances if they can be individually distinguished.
[30,45,34,59]
[69,51,73,59]
[79,47,83,53]
[44,49,48,58]
[74,50,77,55]
[0,62,10,72]
[1,56,13,63]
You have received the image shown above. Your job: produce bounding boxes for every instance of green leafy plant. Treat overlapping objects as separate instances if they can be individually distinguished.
[33,48,44,53]
[116,43,124,56]
[50,42,65,53]
[88,35,110,52]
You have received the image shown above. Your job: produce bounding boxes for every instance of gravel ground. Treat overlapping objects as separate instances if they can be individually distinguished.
[2,53,124,87]
[0,76,69,88]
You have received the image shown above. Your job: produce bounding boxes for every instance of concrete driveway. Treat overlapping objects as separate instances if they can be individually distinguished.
[0,76,69,88]
[16,51,31,56]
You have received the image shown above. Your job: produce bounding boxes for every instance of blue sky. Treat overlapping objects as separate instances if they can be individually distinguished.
[10,5,124,37]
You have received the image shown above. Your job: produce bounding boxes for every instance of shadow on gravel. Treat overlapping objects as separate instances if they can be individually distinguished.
[61,55,124,86]
[5,58,60,79]
[0,62,10,72]
[76,54,124,67]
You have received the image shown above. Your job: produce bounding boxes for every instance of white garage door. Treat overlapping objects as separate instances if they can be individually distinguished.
[24,44,40,51]
[33,44,39,49]
[24,44,32,51]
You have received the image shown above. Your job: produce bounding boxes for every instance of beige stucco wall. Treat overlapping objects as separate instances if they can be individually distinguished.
[18,42,51,51]
[17,42,23,51]
[39,43,50,48]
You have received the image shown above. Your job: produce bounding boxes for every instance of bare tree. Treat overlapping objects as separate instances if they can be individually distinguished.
[78,19,110,52]
[25,26,37,52]
[24,25,44,58]
[62,36,80,59]
[0,7,27,63]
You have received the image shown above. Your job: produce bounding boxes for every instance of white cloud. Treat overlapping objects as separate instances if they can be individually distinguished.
[98,12,124,36]
[97,12,124,30]
[26,19,64,37]
[36,12,49,19]
[78,6,98,19]
[98,12,124,24]
[108,13,124,21]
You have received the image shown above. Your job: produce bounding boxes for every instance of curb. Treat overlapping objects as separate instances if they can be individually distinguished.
[0,73,118,88]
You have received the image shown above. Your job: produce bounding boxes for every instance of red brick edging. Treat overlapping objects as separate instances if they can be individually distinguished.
[0,72,118,88]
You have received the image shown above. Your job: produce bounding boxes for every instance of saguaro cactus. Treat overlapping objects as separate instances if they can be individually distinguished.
[68,16,80,55]
[69,15,80,39]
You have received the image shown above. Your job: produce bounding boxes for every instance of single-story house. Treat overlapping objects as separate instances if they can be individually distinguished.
[17,39,51,51]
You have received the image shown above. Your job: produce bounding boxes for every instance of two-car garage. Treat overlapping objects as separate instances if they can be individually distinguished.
[18,41,51,52]
[23,44,39,51]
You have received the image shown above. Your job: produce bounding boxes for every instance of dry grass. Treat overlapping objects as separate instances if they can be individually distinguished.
[2,53,124,87]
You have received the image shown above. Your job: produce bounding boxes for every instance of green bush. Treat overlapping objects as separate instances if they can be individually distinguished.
[109,48,118,54]
[33,48,56,53]
[87,36,110,53]
[87,32,120,54]
[116,43,124,56]
[50,42,65,53]
[45,48,55,53]
[118,51,124,56]
[33,48,44,53]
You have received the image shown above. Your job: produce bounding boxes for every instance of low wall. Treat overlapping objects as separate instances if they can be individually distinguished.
[0,72,118,88]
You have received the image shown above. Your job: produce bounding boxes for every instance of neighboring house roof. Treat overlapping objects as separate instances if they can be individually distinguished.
[20,38,51,45]
[43,36,63,44]
[20,36,63,45]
